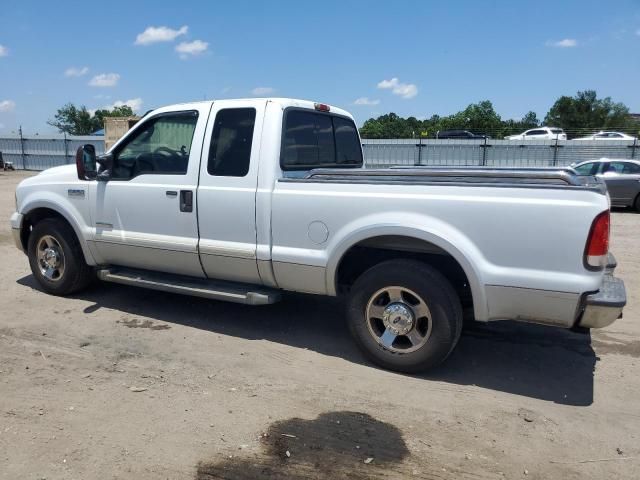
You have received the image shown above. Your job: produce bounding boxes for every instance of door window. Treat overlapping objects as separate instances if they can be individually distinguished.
[607,162,640,174]
[573,162,597,175]
[207,108,256,177]
[112,112,199,180]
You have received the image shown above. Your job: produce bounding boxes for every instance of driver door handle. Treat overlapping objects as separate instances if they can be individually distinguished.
[180,190,193,213]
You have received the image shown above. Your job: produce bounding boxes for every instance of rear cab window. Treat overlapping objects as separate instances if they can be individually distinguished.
[281,109,363,171]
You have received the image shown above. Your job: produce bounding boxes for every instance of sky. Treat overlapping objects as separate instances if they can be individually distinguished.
[0,0,639,134]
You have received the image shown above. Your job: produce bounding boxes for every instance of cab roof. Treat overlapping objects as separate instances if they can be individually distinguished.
[146,98,353,120]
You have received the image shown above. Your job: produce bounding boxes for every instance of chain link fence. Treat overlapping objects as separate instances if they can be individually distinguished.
[0,135,638,171]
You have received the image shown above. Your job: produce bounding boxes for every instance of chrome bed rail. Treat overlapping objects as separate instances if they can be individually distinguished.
[288,166,606,192]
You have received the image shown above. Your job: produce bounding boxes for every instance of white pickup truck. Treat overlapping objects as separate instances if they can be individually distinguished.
[10,98,626,372]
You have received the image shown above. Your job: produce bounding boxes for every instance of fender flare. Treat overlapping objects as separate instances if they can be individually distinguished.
[20,199,97,266]
[325,223,488,321]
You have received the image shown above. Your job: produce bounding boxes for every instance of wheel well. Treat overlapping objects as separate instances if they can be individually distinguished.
[20,208,72,252]
[336,236,474,310]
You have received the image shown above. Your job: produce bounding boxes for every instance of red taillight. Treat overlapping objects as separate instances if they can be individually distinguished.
[585,210,610,269]
[314,103,330,112]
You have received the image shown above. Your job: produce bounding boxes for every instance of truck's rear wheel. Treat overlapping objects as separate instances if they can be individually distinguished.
[346,259,462,373]
[27,218,93,296]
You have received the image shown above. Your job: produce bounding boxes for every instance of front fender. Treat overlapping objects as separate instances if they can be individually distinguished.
[324,212,488,321]
[20,193,96,266]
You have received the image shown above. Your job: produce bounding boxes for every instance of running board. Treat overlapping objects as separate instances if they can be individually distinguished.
[96,268,281,305]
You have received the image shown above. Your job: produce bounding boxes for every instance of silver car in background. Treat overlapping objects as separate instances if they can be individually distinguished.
[571,158,640,211]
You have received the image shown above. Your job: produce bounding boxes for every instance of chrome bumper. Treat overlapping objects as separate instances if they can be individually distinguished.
[578,258,626,329]
[10,212,24,252]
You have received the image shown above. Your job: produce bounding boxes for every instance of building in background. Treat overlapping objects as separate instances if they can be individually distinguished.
[104,117,139,150]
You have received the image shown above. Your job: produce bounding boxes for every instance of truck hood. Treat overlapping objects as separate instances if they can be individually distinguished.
[21,164,78,186]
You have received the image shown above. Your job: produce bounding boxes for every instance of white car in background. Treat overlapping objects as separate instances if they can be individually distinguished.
[505,127,567,140]
[573,131,637,141]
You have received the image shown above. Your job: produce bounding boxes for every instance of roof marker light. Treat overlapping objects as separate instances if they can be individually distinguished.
[314,103,330,112]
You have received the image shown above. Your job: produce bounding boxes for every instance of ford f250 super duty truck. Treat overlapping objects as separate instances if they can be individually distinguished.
[10,98,627,372]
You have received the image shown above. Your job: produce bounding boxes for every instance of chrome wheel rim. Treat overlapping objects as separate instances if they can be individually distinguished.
[365,286,432,353]
[36,235,65,282]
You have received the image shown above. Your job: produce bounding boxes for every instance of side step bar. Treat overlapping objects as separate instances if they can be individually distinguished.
[97,268,281,305]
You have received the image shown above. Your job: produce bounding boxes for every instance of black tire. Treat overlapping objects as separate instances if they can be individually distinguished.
[346,259,463,373]
[27,218,93,296]
[634,194,640,213]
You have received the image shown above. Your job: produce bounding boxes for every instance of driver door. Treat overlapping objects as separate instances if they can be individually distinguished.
[88,106,210,277]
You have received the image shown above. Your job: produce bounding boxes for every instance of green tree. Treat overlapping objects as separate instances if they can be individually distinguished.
[48,103,135,135]
[544,90,632,134]
[360,113,418,139]
[359,101,508,138]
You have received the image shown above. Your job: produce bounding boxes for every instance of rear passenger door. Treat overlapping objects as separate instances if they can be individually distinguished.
[601,161,640,205]
[197,101,265,284]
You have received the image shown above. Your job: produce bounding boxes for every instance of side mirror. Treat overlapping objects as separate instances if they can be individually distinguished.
[75,144,97,180]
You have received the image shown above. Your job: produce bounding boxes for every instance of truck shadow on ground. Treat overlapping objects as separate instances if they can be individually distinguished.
[19,275,596,407]
[197,411,412,480]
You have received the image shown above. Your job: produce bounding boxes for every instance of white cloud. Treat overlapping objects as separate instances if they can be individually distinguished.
[103,97,143,112]
[65,66,89,77]
[377,77,418,99]
[546,38,578,48]
[89,73,120,87]
[251,87,276,96]
[175,40,208,59]
[353,97,380,106]
[135,25,188,45]
[0,100,16,112]
[0,45,8,57]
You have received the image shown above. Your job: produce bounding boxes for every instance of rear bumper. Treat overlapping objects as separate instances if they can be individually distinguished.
[578,257,626,329]
[10,212,24,252]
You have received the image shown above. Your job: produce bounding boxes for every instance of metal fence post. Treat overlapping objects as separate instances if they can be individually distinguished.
[631,138,637,160]
[481,137,487,166]
[63,133,69,164]
[552,137,559,166]
[19,126,26,169]
[416,136,422,166]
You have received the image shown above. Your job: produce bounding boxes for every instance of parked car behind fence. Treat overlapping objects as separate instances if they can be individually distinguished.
[571,158,640,211]
[505,127,567,140]
[435,130,489,139]
[573,131,637,141]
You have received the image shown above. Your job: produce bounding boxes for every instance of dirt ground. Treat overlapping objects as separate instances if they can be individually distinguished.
[1,170,638,480]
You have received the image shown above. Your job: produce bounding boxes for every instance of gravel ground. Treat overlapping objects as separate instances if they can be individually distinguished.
[0,170,638,480]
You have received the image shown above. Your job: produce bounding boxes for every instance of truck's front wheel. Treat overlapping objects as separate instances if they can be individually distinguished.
[27,218,93,296]
[346,259,463,373]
